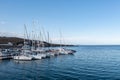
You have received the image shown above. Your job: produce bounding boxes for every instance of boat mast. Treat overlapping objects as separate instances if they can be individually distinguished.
[42,27,47,43]
[23,24,26,53]
[24,24,30,44]
[32,21,35,51]
[39,29,43,49]
[47,31,50,48]
[59,29,62,48]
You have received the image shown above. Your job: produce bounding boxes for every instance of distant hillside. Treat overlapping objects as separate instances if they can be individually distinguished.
[0,37,23,45]
[0,37,74,48]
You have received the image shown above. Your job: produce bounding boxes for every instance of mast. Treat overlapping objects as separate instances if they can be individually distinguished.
[47,31,50,48]
[32,21,35,51]
[24,25,25,46]
[47,31,49,44]
[24,24,29,41]
[59,29,62,48]
[39,29,43,49]
[23,24,26,53]
[42,27,47,42]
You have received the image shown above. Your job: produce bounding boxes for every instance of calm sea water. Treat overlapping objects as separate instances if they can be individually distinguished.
[1,46,120,80]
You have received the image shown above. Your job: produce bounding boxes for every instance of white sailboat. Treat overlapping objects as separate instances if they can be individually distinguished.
[31,41,47,59]
[13,45,33,61]
[58,48,76,55]
[13,25,32,61]
[0,50,12,60]
[13,54,32,61]
[58,30,76,55]
[30,23,47,59]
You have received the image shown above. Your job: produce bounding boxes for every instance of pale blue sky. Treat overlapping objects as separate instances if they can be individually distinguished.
[0,0,120,45]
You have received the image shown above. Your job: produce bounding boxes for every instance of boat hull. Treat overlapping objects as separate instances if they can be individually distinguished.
[13,55,32,61]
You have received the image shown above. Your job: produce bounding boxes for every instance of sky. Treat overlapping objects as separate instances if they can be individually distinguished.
[0,0,120,45]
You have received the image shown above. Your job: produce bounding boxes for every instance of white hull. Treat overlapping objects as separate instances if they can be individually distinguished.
[13,55,32,61]
[31,54,46,59]
[46,52,55,57]
[0,51,12,60]
[31,55,42,59]
[58,48,75,55]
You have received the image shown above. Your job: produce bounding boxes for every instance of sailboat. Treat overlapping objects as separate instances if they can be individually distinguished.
[30,23,47,59]
[13,25,33,61]
[13,54,32,61]
[58,30,76,55]
[13,42,33,61]
[0,49,12,60]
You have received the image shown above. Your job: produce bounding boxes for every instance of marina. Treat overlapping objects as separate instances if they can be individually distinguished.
[0,47,76,61]
[0,23,76,61]
[0,0,119,79]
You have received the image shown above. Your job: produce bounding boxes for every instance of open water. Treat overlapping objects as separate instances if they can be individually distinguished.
[1,46,120,80]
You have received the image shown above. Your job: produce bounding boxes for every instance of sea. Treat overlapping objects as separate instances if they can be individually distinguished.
[1,45,120,80]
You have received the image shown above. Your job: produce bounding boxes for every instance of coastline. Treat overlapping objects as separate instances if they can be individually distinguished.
[0,37,76,48]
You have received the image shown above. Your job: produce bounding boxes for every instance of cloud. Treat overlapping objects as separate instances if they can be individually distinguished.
[1,31,120,45]
[0,21,6,25]
[51,36,120,45]
[51,37,81,45]
[0,32,23,38]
